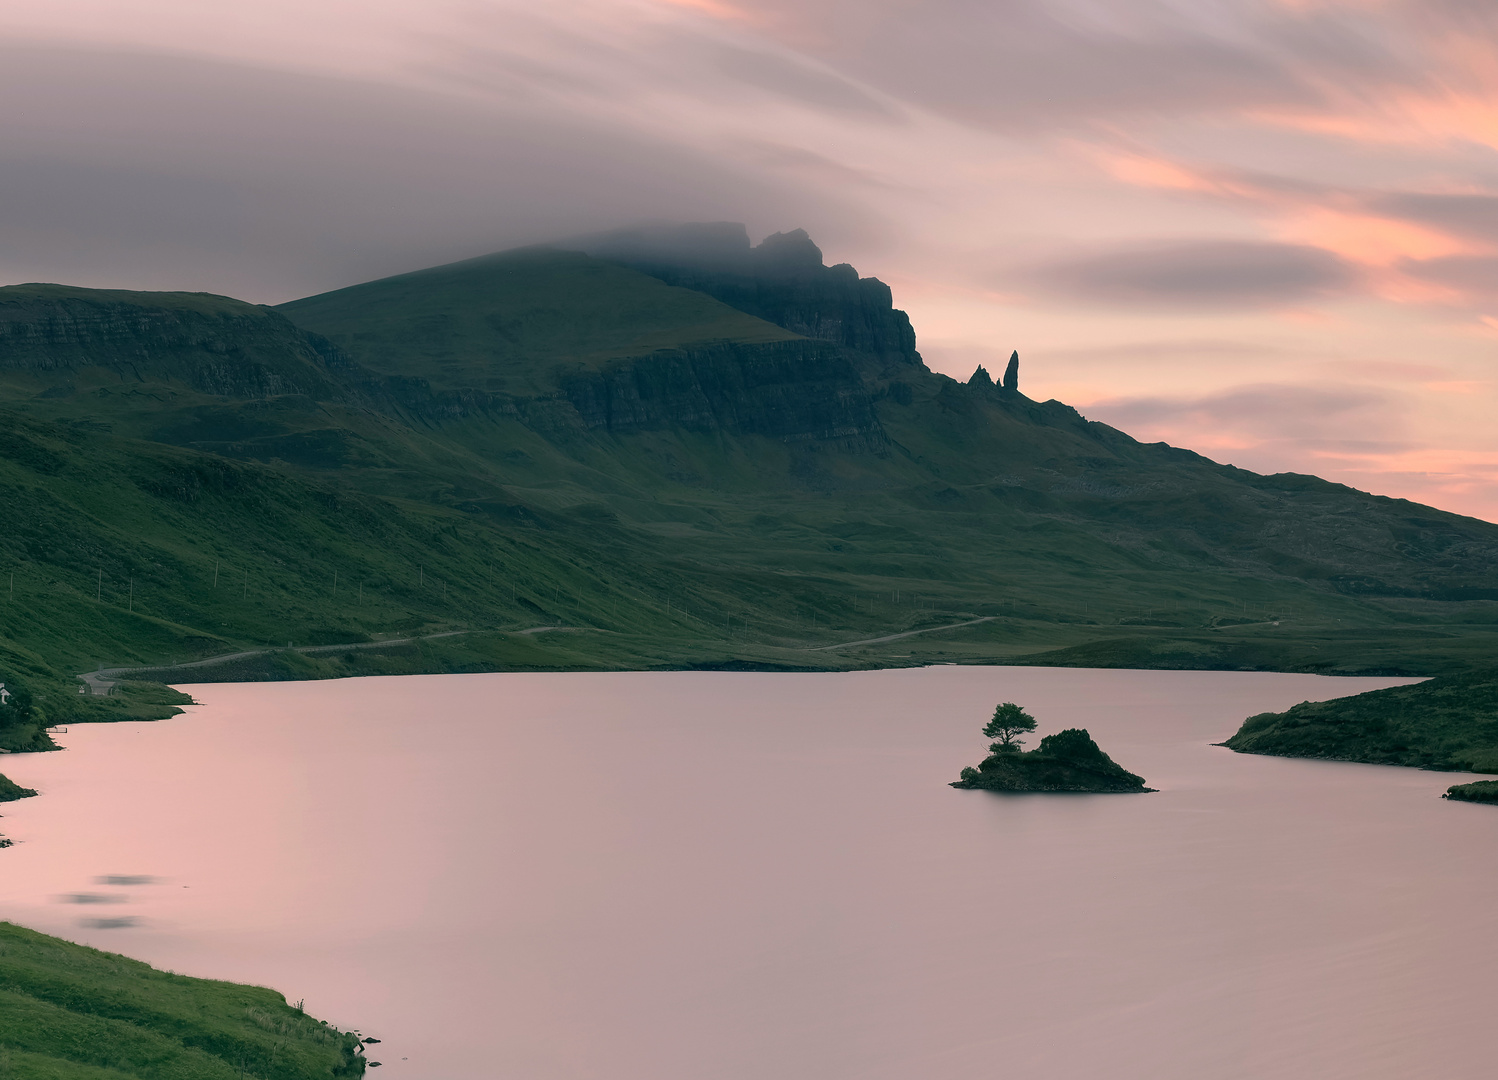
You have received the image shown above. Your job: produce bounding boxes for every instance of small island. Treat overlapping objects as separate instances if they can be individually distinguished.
[951,702,1154,793]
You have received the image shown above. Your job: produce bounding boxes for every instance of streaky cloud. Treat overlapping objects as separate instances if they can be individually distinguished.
[1025,240,1357,310]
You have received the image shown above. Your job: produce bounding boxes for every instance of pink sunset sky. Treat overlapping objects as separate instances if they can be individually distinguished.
[4,1,1498,519]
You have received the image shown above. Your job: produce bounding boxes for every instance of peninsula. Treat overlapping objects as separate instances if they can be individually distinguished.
[1444,780,1498,804]
[1222,665,1498,773]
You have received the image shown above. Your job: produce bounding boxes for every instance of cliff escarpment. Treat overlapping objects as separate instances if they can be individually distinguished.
[322,337,886,449]
[0,285,350,400]
[278,245,891,449]
[570,224,923,376]
[0,268,891,455]
[558,338,884,446]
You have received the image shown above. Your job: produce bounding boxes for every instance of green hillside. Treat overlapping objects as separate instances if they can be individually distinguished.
[1,224,1497,765]
[6,225,1498,1067]
[278,247,798,394]
[0,922,365,1078]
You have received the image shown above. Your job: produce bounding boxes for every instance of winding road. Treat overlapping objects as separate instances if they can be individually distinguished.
[77,618,995,693]
[78,630,480,695]
[806,616,997,651]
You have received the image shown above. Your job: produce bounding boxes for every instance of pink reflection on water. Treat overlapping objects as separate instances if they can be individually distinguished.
[1,666,1493,1079]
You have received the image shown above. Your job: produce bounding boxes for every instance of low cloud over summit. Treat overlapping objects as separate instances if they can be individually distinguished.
[5,0,1498,517]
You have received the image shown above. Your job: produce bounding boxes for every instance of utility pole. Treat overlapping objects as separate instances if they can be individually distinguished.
[333,570,338,596]
[419,566,423,588]
[214,560,219,588]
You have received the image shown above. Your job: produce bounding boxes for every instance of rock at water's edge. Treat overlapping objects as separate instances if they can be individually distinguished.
[0,773,37,803]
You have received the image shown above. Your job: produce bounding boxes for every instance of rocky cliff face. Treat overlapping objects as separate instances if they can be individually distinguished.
[0,287,349,400]
[557,338,885,446]
[570,224,923,377]
[347,337,887,452]
[543,242,901,446]
[0,280,887,454]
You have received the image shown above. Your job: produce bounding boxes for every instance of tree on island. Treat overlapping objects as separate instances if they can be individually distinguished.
[983,701,1037,753]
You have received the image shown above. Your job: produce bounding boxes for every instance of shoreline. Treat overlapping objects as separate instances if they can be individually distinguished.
[0,922,368,1076]
[0,665,1475,1078]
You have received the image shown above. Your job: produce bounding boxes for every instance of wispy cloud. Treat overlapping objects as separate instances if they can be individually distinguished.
[1024,240,1358,309]
[1078,380,1498,519]
[1088,383,1402,448]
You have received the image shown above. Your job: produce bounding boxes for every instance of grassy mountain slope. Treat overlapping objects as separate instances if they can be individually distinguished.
[0,922,365,1078]
[1,227,1496,753]
[11,229,1498,1064]
[277,247,798,394]
[0,285,348,401]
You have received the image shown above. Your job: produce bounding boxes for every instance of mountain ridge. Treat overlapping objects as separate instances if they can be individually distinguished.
[563,223,924,377]
[0,224,1496,750]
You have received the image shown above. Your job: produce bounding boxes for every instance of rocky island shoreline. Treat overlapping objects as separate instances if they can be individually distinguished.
[953,728,1155,793]
[951,702,1154,793]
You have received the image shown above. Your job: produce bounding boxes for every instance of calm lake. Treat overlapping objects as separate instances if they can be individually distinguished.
[2,666,1495,1079]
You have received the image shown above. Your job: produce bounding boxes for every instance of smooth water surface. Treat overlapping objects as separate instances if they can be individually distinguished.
[2,667,1494,1079]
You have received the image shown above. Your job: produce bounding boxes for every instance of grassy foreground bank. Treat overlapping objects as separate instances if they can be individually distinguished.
[0,923,365,1079]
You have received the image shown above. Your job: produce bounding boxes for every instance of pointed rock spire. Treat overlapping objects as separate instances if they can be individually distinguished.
[1002,350,1019,392]
[969,364,993,388]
